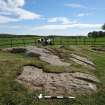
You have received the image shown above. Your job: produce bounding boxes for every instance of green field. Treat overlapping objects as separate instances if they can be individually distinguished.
[0,37,39,48]
[0,36,105,105]
[0,45,105,105]
[0,36,105,48]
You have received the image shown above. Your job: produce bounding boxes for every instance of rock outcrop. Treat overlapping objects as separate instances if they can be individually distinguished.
[70,54,95,70]
[2,46,70,66]
[17,66,99,96]
[2,46,99,95]
[26,46,70,66]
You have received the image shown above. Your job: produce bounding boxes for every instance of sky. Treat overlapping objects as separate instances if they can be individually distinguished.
[0,0,105,36]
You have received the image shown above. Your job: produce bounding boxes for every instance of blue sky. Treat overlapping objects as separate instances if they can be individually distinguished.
[0,0,104,36]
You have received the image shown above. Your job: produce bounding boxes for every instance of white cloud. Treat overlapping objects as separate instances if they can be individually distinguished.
[29,23,102,36]
[0,0,41,23]
[77,13,85,17]
[0,0,25,10]
[35,24,102,30]
[12,8,41,20]
[5,0,25,8]
[48,17,77,24]
[77,13,90,17]
[64,3,105,10]
[48,17,70,24]
[64,3,86,8]
[48,18,57,23]
[0,12,12,15]
[0,23,102,36]
[0,15,18,23]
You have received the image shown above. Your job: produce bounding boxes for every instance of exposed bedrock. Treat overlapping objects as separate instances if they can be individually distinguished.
[26,46,70,66]
[70,54,96,70]
[2,46,70,66]
[2,46,96,68]
[2,46,99,95]
[17,66,99,96]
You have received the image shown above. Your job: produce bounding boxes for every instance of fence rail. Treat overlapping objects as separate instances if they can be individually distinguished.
[0,37,105,48]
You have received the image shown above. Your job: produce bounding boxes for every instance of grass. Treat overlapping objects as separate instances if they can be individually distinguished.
[0,45,105,105]
[0,37,39,48]
[53,37,105,45]
[0,36,105,48]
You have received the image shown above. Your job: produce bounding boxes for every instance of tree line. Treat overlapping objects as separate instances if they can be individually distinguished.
[88,23,105,38]
[88,31,105,38]
[0,34,40,38]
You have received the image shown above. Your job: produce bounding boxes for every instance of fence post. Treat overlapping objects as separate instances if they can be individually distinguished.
[84,37,86,45]
[67,40,69,45]
[75,37,78,45]
[34,39,36,46]
[93,37,96,46]
[60,38,62,45]
[22,39,25,47]
[10,39,13,48]
[53,37,55,45]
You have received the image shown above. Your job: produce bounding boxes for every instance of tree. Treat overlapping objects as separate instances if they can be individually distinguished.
[88,31,105,38]
[102,23,105,30]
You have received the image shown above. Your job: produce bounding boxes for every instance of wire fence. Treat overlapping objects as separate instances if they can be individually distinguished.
[0,38,38,48]
[0,37,105,48]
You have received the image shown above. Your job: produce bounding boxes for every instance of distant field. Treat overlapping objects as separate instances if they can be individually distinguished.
[0,36,105,48]
[0,37,39,48]
[54,36,105,45]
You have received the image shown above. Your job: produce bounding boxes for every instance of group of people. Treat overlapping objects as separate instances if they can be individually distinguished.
[37,37,53,45]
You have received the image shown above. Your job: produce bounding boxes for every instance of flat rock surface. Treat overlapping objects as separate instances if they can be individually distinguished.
[70,54,95,70]
[2,46,96,68]
[2,46,70,66]
[17,66,99,96]
[26,46,70,66]
[72,72,100,83]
